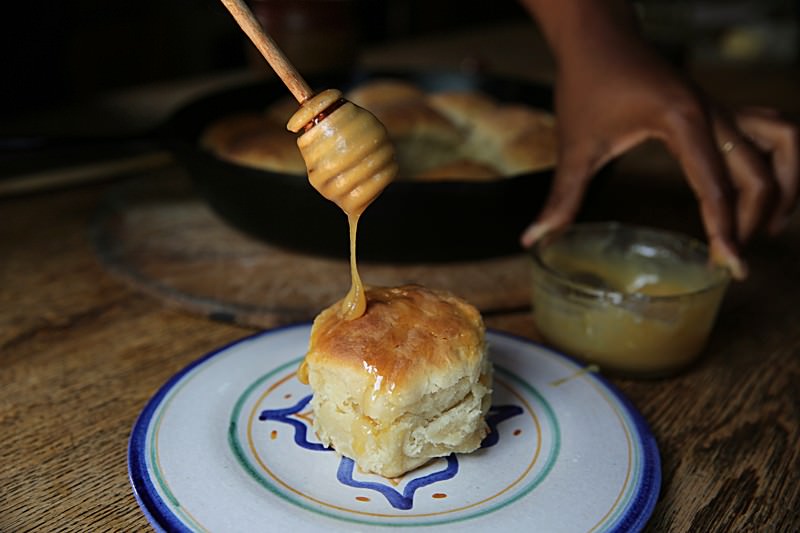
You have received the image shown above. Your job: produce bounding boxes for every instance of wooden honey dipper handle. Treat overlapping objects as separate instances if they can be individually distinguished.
[219,0,314,103]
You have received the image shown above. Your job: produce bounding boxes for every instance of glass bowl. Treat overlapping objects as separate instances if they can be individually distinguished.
[530,222,730,378]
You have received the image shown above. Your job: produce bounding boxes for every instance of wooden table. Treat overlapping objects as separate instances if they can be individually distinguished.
[2,22,799,532]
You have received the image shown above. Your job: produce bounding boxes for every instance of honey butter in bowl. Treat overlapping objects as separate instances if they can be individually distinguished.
[530,222,731,378]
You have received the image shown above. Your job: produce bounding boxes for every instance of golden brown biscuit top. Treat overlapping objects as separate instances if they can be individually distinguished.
[414,159,501,181]
[345,79,427,109]
[203,79,557,181]
[201,112,306,174]
[306,285,484,390]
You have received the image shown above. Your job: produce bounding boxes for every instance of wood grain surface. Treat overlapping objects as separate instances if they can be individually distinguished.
[89,171,532,329]
[2,154,799,532]
[2,21,799,533]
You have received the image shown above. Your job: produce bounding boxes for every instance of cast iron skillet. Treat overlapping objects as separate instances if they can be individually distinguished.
[165,70,570,262]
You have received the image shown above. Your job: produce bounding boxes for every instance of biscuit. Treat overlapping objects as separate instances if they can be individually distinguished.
[299,285,492,478]
[202,78,557,180]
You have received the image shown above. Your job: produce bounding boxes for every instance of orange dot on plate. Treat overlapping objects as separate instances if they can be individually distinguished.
[513,429,522,436]
[432,493,447,499]
[356,496,370,502]
[270,430,278,440]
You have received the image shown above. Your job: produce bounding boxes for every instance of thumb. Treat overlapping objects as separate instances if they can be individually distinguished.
[520,147,599,248]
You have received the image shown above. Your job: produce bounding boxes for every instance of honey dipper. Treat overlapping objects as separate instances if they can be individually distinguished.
[220,0,398,318]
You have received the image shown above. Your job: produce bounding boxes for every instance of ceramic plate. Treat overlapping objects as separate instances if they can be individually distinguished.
[128,325,660,532]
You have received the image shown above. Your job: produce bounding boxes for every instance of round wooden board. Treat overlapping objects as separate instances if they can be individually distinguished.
[91,170,532,329]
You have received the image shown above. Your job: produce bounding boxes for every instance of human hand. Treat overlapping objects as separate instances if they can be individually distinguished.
[518,5,799,280]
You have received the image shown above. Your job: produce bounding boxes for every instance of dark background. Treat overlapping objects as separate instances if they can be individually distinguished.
[0,0,527,121]
[2,0,798,124]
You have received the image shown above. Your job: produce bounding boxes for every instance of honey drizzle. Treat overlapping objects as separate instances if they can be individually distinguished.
[289,90,397,323]
[341,213,366,320]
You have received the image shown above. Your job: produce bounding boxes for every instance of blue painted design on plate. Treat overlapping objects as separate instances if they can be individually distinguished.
[337,455,459,510]
[257,392,525,510]
[259,394,331,452]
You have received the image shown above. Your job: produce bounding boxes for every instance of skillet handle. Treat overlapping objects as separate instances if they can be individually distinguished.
[0,135,172,197]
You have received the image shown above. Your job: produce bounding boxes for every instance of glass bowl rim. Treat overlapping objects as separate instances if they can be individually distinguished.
[529,221,732,302]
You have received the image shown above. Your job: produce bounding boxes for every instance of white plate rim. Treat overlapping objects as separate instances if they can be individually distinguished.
[128,324,661,532]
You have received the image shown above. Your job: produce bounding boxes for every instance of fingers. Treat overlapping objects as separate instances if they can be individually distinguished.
[520,144,600,248]
[521,74,797,284]
[712,112,778,242]
[660,106,748,279]
[734,109,800,234]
